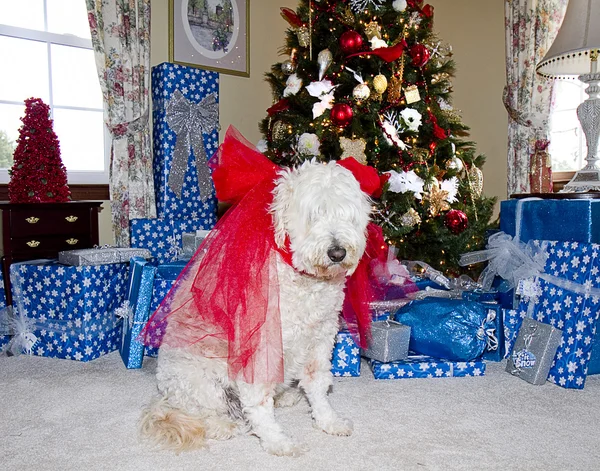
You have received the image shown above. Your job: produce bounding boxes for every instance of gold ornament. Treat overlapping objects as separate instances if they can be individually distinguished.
[352,83,371,101]
[404,85,421,104]
[441,109,463,125]
[364,21,382,40]
[400,208,421,228]
[387,74,403,104]
[411,147,429,163]
[426,184,451,217]
[296,26,310,47]
[318,49,333,81]
[339,137,367,163]
[272,121,287,142]
[339,7,356,26]
[373,74,388,94]
[467,166,484,197]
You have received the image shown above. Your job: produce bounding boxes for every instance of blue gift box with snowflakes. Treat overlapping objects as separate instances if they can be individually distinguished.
[152,62,219,220]
[331,330,361,377]
[119,257,157,368]
[369,355,486,380]
[9,260,129,361]
[130,216,215,264]
[509,240,600,389]
[143,259,188,358]
[0,269,9,352]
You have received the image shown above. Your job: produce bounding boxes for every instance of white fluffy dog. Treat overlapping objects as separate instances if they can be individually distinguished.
[140,159,372,456]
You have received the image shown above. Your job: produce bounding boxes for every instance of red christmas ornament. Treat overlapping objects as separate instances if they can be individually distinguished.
[422,4,434,18]
[330,103,353,127]
[267,98,290,116]
[347,39,407,63]
[409,44,431,68]
[340,30,364,55]
[444,209,469,234]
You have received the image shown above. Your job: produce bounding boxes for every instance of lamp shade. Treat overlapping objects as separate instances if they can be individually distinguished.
[537,0,600,77]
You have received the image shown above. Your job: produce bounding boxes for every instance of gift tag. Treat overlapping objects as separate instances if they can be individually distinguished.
[404,85,421,104]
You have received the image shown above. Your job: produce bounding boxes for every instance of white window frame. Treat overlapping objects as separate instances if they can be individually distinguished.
[0,19,109,185]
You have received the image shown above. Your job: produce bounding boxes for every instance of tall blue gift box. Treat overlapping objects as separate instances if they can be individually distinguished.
[369,356,486,380]
[9,260,129,361]
[331,330,361,377]
[510,240,600,389]
[144,259,189,358]
[130,216,215,264]
[120,257,157,368]
[500,198,600,243]
[152,62,219,220]
[0,268,9,352]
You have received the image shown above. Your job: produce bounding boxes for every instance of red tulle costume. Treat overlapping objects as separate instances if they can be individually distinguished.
[141,126,385,384]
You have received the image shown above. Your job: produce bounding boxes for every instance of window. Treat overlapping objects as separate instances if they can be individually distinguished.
[0,0,108,185]
[549,79,587,172]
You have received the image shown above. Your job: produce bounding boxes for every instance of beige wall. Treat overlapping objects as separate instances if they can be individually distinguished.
[101,0,507,245]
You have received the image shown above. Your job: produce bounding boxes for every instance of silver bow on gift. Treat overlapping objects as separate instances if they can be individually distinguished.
[459,232,548,292]
[165,89,219,200]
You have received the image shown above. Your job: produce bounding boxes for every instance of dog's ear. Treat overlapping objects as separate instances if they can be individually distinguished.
[271,171,291,249]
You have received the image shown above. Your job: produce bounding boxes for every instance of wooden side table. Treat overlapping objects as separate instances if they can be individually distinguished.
[0,201,103,305]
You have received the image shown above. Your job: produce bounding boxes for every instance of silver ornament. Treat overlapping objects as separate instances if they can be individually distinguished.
[281,60,297,75]
[446,156,464,173]
[318,49,333,81]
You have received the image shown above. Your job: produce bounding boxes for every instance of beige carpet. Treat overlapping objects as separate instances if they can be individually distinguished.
[1,351,599,471]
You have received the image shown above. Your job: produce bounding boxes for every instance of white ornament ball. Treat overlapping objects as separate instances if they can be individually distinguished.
[393,0,408,12]
[352,83,371,101]
[446,156,464,172]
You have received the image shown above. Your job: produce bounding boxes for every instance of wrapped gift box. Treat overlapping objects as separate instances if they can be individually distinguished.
[506,318,563,385]
[513,240,600,389]
[144,259,188,358]
[9,260,128,361]
[369,356,486,380]
[119,257,157,369]
[361,320,410,363]
[588,326,600,375]
[130,217,215,264]
[152,62,219,220]
[500,198,600,243]
[182,230,211,258]
[58,247,152,266]
[0,269,9,352]
[331,330,361,377]
[503,307,527,358]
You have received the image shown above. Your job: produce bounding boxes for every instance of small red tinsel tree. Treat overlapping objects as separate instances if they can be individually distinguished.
[8,97,71,203]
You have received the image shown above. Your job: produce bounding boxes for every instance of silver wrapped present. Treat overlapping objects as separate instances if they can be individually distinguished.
[362,320,411,363]
[182,230,211,257]
[58,247,152,266]
[506,318,562,385]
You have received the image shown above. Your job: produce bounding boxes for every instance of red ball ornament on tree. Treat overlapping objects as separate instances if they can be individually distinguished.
[410,44,431,67]
[340,30,364,55]
[444,209,469,234]
[330,103,353,127]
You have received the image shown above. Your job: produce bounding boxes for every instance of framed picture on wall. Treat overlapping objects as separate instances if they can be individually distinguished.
[169,0,249,77]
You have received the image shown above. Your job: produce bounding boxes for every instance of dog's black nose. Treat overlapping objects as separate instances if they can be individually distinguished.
[327,246,346,263]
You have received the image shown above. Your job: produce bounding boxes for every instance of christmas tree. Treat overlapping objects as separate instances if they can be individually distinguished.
[9,97,71,203]
[259,0,496,276]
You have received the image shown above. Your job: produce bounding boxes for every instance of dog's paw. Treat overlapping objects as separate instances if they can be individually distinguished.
[274,388,303,408]
[315,417,353,436]
[261,437,309,457]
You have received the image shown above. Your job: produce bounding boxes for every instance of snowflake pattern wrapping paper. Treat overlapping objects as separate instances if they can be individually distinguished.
[513,240,600,389]
[0,269,9,352]
[144,260,188,358]
[369,356,486,380]
[152,62,219,219]
[130,216,215,264]
[9,260,129,361]
[331,330,361,377]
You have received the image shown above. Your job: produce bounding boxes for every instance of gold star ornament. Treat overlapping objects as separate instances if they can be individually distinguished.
[339,137,367,164]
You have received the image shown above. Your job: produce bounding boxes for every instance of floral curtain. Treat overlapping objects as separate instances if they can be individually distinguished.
[503,0,568,195]
[86,0,155,246]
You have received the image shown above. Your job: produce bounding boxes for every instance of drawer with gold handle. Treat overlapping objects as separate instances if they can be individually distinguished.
[26,240,41,248]
[66,238,79,245]
[65,215,78,223]
[25,216,40,224]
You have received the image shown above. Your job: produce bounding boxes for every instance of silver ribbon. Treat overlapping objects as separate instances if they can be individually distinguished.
[165,89,219,200]
[0,306,38,356]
